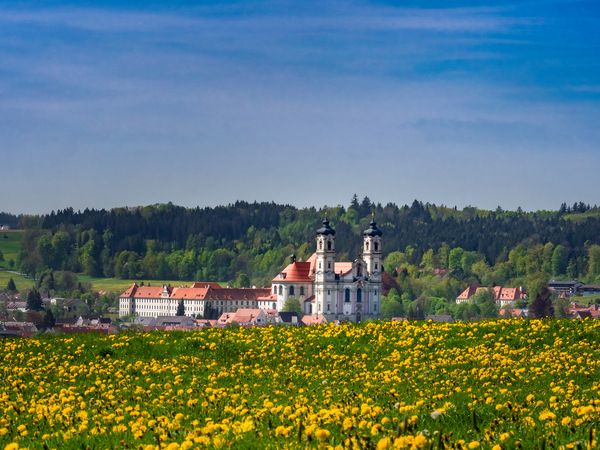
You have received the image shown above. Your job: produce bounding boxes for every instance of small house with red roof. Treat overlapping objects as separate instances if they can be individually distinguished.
[456,285,524,308]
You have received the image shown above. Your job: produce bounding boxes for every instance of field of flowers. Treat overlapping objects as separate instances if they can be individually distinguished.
[0,320,598,449]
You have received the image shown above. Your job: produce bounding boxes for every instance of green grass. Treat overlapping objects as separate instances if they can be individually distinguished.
[77,275,222,294]
[0,269,35,292]
[0,230,23,269]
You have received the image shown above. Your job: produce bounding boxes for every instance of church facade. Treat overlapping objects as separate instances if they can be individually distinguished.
[271,219,383,322]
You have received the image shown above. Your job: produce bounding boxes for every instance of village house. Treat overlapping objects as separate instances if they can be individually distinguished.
[456,285,524,308]
[217,308,279,327]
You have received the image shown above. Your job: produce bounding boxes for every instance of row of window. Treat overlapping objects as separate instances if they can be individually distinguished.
[274,285,306,296]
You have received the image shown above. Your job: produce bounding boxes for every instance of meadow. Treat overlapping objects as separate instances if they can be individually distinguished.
[0,231,22,270]
[0,320,598,449]
[76,276,208,294]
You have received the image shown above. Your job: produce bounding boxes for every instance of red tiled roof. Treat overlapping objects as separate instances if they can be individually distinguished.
[133,286,167,298]
[457,285,478,300]
[218,308,268,324]
[302,315,327,325]
[121,283,138,298]
[257,294,277,301]
[171,287,210,299]
[499,287,521,300]
[191,282,222,289]
[273,261,313,283]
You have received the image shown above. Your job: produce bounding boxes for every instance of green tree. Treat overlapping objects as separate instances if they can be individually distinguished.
[553,297,570,318]
[6,278,17,292]
[381,288,404,318]
[26,289,43,311]
[233,272,251,288]
[526,273,549,304]
[282,297,303,317]
[587,245,600,280]
[448,248,464,272]
[471,289,498,318]
[42,309,56,329]
[176,300,185,316]
[551,245,569,276]
[0,249,4,262]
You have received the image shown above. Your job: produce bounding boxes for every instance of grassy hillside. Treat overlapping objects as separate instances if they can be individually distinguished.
[77,275,222,294]
[0,270,34,292]
[0,230,22,269]
[0,320,597,448]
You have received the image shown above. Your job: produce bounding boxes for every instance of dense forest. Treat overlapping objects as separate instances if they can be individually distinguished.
[5,197,600,319]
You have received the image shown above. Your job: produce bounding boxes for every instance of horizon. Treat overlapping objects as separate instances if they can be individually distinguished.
[1,196,596,217]
[2,1,600,214]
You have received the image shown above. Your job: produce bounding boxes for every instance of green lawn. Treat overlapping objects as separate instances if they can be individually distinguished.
[77,275,219,294]
[0,230,23,269]
[0,269,35,292]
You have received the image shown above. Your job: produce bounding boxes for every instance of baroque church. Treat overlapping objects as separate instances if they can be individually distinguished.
[120,219,386,323]
[271,219,383,322]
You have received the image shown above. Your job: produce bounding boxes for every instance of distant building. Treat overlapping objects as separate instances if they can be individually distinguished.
[119,283,270,319]
[456,285,524,308]
[301,315,327,326]
[0,321,37,337]
[548,280,583,297]
[217,309,279,327]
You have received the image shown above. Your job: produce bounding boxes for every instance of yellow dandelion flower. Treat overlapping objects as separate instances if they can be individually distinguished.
[315,428,330,441]
[376,437,391,450]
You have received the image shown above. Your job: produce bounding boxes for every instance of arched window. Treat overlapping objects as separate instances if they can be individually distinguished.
[300,286,305,296]
[357,288,362,303]
[327,240,332,251]
[278,285,282,295]
[357,265,362,277]
[366,241,369,251]
[374,242,379,252]
[289,285,295,296]
[345,288,350,303]
[319,240,323,250]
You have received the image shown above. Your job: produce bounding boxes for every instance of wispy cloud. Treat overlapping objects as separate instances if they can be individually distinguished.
[0,4,533,34]
[0,1,598,213]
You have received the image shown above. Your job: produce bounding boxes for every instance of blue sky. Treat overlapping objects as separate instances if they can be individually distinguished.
[1,0,599,214]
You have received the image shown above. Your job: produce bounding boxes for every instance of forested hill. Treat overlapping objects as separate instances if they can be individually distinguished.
[13,198,600,287]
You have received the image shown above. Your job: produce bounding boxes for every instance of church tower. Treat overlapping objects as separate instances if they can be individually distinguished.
[315,218,336,283]
[314,219,335,316]
[363,219,382,281]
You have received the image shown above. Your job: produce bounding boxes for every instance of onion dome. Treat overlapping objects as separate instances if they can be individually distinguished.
[316,218,335,236]
[363,220,383,237]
